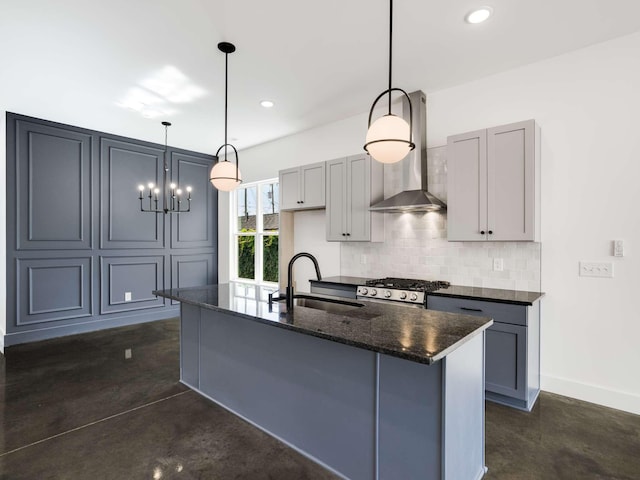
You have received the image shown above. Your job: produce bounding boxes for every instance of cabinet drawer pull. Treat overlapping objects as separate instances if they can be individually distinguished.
[488,230,493,235]
[346,233,350,236]
[480,230,485,235]
[460,307,483,312]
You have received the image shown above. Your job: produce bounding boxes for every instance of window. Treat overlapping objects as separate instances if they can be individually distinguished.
[231,179,279,285]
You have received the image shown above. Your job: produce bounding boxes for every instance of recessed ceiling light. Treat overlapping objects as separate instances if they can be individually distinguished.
[465,6,493,24]
[260,100,274,108]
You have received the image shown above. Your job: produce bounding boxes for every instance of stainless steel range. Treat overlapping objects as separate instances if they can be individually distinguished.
[356,277,450,307]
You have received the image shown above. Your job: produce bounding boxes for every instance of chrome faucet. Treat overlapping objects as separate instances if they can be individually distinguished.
[286,252,322,308]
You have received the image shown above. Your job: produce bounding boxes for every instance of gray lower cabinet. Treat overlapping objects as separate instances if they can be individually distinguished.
[427,295,540,411]
[326,154,383,242]
[279,161,325,210]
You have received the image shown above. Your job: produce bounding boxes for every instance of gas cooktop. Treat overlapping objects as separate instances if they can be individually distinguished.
[365,277,450,292]
[357,278,450,305]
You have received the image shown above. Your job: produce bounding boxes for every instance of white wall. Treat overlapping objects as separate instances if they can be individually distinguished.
[0,111,6,349]
[230,31,640,414]
[428,32,640,415]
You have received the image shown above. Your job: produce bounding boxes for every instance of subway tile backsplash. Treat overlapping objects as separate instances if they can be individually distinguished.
[340,146,542,291]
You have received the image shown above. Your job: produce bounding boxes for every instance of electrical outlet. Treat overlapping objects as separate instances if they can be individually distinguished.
[579,261,614,278]
[360,255,367,265]
[493,258,503,272]
[124,291,132,302]
[614,240,624,257]
[125,348,132,359]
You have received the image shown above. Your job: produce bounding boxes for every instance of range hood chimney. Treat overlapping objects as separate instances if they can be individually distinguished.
[369,90,446,213]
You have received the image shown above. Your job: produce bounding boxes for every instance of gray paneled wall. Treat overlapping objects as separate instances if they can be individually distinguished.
[4,112,218,347]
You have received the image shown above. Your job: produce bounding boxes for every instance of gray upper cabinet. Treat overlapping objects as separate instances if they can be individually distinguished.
[326,154,383,242]
[279,161,326,210]
[447,119,540,242]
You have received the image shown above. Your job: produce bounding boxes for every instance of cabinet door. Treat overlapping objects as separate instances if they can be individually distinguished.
[279,167,300,210]
[447,129,487,241]
[326,159,347,241]
[487,120,536,241]
[485,323,527,400]
[346,155,371,241]
[300,162,325,208]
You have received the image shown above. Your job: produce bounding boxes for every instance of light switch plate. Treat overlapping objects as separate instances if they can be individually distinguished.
[124,291,132,302]
[579,261,614,278]
[614,240,624,257]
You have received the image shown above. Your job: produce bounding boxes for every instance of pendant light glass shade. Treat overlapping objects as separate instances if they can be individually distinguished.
[364,0,415,164]
[210,160,242,191]
[210,41,242,192]
[365,114,412,164]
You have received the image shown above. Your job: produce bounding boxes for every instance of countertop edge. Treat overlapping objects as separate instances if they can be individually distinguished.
[430,320,494,362]
[427,291,545,306]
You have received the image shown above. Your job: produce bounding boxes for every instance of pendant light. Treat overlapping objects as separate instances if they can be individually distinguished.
[364,0,415,164]
[138,121,192,214]
[210,42,242,192]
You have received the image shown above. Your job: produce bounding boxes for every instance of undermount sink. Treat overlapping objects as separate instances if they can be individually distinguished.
[272,294,365,314]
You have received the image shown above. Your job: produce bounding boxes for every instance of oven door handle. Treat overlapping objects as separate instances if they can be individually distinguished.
[460,307,483,312]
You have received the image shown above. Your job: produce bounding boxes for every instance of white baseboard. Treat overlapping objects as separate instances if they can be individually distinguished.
[541,374,640,415]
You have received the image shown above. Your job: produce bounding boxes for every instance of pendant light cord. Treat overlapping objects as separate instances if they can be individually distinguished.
[224,51,228,162]
[388,0,393,115]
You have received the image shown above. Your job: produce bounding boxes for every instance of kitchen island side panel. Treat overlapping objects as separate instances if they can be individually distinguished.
[180,303,201,389]
[443,332,486,480]
[197,308,377,480]
[377,354,443,480]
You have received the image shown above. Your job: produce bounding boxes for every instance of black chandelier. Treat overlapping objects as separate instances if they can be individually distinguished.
[210,41,242,192]
[138,121,192,214]
[363,0,415,164]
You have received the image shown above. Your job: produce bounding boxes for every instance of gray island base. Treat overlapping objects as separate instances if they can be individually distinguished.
[154,284,493,480]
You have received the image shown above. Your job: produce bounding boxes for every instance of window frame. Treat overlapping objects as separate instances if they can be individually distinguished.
[230,178,279,287]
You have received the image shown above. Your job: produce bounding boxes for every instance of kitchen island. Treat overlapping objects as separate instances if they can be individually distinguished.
[153,283,493,480]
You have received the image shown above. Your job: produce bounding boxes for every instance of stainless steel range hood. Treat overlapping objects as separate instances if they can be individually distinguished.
[369,90,446,213]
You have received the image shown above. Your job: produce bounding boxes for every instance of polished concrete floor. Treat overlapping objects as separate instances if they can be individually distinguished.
[1,319,639,479]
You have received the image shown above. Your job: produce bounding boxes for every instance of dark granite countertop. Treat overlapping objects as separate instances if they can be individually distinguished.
[428,286,544,306]
[153,283,492,365]
[309,276,372,286]
[309,277,544,306]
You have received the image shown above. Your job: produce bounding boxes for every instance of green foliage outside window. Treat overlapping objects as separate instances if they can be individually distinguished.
[263,236,279,282]
[238,232,255,280]
[238,230,279,282]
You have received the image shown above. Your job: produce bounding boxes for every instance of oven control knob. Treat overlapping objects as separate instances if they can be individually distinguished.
[360,287,368,295]
[384,290,392,298]
[399,292,407,300]
[410,293,418,301]
[370,289,378,296]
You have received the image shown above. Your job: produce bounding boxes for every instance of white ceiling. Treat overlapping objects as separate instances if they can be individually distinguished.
[2,0,640,154]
